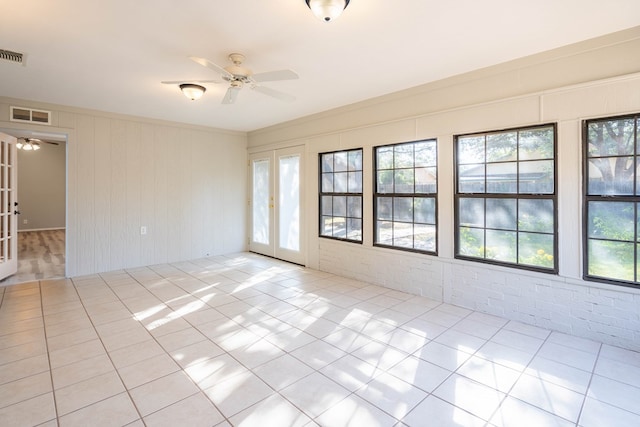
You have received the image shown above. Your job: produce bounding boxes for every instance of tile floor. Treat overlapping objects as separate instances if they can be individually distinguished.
[0,252,639,427]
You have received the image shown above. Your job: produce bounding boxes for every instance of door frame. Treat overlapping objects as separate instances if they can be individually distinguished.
[0,123,69,281]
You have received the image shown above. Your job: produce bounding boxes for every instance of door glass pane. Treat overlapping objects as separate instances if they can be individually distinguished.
[279,155,300,251]
[252,159,270,245]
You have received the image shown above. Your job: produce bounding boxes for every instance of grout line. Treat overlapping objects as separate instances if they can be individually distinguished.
[64,274,148,426]
[2,253,636,426]
[480,323,554,424]
[102,265,235,426]
[575,343,602,427]
[38,279,60,426]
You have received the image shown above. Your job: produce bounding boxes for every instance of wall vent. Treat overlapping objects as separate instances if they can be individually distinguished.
[0,49,24,65]
[10,106,52,125]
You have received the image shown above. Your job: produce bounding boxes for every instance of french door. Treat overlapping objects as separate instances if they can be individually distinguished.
[0,132,17,281]
[249,146,304,265]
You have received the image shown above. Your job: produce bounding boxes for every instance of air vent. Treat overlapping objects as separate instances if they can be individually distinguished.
[10,106,51,125]
[0,49,24,65]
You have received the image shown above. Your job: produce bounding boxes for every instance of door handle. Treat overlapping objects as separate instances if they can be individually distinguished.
[14,210,20,215]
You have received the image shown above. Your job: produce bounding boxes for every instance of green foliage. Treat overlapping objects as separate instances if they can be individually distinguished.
[520,248,554,269]
[458,226,554,269]
[592,216,633,241]
[518,212,553,234]
[588,240,634,282]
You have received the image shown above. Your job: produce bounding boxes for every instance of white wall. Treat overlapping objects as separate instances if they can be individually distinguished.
[0,101,248,277]
[17,141,66,231]
[248,28,640,350]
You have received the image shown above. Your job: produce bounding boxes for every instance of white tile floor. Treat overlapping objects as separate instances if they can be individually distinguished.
[0,252,639,427]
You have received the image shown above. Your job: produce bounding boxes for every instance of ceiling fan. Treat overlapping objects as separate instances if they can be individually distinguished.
[162,53,299,104]
[17,137,59,151]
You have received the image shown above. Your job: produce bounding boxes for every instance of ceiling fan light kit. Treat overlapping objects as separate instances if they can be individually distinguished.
[17,138,41,151]
[305,0,350,22]
[16,137,59,151]
[179,83,206,100]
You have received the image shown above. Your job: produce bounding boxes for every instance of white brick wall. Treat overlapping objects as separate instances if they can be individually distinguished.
[319,240,443,301]
[319,240,640,351]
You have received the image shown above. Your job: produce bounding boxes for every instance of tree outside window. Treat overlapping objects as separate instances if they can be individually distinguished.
[584,114,640,285]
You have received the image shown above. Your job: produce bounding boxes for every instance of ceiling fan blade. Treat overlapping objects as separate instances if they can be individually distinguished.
[189,56,233,79]
[19,137,60,146]
[252,85,296,102]
[222,87,241,104]
[251,69,299,83]
[161,80,220,85]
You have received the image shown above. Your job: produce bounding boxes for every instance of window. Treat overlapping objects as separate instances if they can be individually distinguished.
[319,149,363,242]
[454,124,557,272]
[584,114,640,285]
[374,139,437,253]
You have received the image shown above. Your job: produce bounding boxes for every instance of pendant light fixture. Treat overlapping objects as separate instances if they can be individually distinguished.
[305,0,350,22]
[180,83,206,100]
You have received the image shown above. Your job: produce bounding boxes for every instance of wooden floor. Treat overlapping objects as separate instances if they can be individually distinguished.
[0,229,65,286]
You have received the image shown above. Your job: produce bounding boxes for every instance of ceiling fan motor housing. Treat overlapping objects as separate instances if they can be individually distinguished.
[224,53,252,82]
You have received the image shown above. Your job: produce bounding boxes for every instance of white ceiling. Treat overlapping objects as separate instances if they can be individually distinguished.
[1,1,639,132]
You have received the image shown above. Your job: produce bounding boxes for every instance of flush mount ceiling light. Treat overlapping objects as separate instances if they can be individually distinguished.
[179,83,206,100]
[305,0,350,22]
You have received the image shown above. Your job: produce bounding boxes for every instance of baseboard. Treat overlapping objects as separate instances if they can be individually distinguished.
[18,227,66,233]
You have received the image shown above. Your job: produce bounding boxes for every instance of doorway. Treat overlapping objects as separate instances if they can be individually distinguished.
[0,129,66,286]
[249,146,305,265]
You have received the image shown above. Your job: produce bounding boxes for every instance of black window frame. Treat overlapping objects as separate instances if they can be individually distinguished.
[373,139,438,255]
[583,113,640,287]
[318,148,364,243]
[454,123,558,274]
